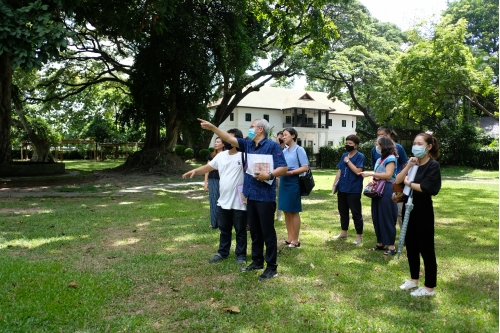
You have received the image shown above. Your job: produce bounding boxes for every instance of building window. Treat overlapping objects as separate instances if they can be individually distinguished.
[230,113,234,121]
[245,113,251,121]
[263,114,269,122]
[286,116,291,124]
[352,121,354,128]
[307,140,313,147]
[342,120,346,127]
[327,141,333,147]
[327,119,332,126]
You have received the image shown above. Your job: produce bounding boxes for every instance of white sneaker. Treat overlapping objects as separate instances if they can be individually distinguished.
[333,233,348,239]
[410,287,435,297]
[352,237,362,245]
[399,280,418,290]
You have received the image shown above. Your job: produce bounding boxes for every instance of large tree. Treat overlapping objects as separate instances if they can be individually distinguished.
[0,0,69,164]
[391,17,498,132]
[304,0,406,134]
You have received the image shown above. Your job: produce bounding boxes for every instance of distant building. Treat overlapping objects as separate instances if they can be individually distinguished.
[209,86,364,153]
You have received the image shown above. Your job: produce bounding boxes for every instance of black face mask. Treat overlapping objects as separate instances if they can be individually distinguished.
[345,145,355,152]
[223,142,233,150]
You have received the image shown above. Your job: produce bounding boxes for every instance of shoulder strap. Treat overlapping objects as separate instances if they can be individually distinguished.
[295,146,303,167]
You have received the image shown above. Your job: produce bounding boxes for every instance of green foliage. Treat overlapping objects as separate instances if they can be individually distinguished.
[174,145,186,157]
[183,148,194,160]
[319,140,375,169]
[392,17,498,127]
[21,117,61,145]
[0,0,69,70]
[438,120,498,169]
[198,149,211,160]
[80,116,122,143]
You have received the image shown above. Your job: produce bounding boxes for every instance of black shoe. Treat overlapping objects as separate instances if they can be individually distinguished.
[208,253,225,263]
[240,261,264,272]
[258,266,278,281]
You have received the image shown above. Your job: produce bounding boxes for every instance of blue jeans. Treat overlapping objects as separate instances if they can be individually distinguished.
[216,206,247,260]
[208,178,220,228]
[247,199,277,268]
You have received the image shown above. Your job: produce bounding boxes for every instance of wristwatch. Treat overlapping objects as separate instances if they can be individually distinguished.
[346,159,350,163]
[407,181,413,187]
[268,172,275,180]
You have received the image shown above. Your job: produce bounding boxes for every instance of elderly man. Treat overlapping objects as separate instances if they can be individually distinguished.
[198,118,288,281]
[371,126,408,227]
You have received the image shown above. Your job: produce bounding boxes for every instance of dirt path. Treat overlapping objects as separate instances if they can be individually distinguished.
[0,170,204,198]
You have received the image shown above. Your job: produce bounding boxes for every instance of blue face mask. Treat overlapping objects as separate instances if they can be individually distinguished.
[248,128,256,140]
[412,145,427,158]
[375,146,381,155]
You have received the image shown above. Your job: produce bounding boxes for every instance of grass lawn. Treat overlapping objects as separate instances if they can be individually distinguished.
[0,164,498,332]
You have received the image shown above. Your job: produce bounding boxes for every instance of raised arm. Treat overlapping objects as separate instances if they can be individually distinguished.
[198,118,239,148]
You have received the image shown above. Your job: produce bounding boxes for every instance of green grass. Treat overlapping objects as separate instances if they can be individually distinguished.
[0,166,498,332]
[63,160,125,171]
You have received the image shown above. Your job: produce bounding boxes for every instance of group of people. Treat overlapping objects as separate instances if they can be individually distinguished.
[184,120,442,295]
[183,118,310,281]
[332,127,441,296]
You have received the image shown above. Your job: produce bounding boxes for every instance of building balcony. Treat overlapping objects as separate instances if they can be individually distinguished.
[283,123,327,129]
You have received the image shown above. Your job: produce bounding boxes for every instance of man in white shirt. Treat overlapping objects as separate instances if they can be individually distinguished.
[182,129,247,264]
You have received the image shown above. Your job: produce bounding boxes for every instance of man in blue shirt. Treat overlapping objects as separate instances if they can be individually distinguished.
[371,126,408,227]
[198,118,288,281]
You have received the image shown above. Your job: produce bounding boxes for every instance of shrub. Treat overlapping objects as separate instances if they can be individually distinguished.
[208,147,214,153]
[174,145,186,157]
[184,148,194,160]
[198,149,211,160]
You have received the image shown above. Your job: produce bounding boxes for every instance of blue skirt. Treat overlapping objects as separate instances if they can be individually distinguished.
[278,175,302,212]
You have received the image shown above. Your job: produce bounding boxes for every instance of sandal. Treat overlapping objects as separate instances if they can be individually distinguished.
[369,245,385,251]
[383,249,397,256]
[288,242,301,248]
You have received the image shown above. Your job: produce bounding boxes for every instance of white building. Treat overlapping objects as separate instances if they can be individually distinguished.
[209,86,364,153]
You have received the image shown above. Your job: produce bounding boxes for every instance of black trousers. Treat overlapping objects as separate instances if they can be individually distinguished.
[337,192,363,234]
[247,199,278,268]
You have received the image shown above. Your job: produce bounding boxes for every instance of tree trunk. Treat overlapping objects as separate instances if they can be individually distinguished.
[12,95,55,162]
[144,123,160,149]
[0,53,13,164]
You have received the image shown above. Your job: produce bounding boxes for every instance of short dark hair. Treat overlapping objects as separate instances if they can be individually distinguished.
[377,126,391,135]
[227,128,243,139]
[345,134,360,145]
[283,127,298,142]
[276,131,284,136]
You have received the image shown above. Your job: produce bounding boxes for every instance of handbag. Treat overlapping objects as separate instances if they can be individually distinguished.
[363,157,387,198]
[391,182,406,203]
[363,179,386,198]
[296,147,315,196]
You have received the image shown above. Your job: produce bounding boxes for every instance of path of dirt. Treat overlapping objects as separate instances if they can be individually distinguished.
[0,170,204,198]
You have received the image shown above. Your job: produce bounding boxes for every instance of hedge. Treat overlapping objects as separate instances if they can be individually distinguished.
[318,143,498,170]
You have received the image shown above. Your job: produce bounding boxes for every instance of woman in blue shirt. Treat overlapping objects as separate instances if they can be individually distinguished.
[359,136,398,256]
[332,135,365,244]
[278,128,310,248]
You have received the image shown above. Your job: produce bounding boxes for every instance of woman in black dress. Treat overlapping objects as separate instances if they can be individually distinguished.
[395,133,441,297]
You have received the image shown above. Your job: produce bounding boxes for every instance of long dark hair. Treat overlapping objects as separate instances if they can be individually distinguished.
[416,133,440,159]
[377,136,397,159]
